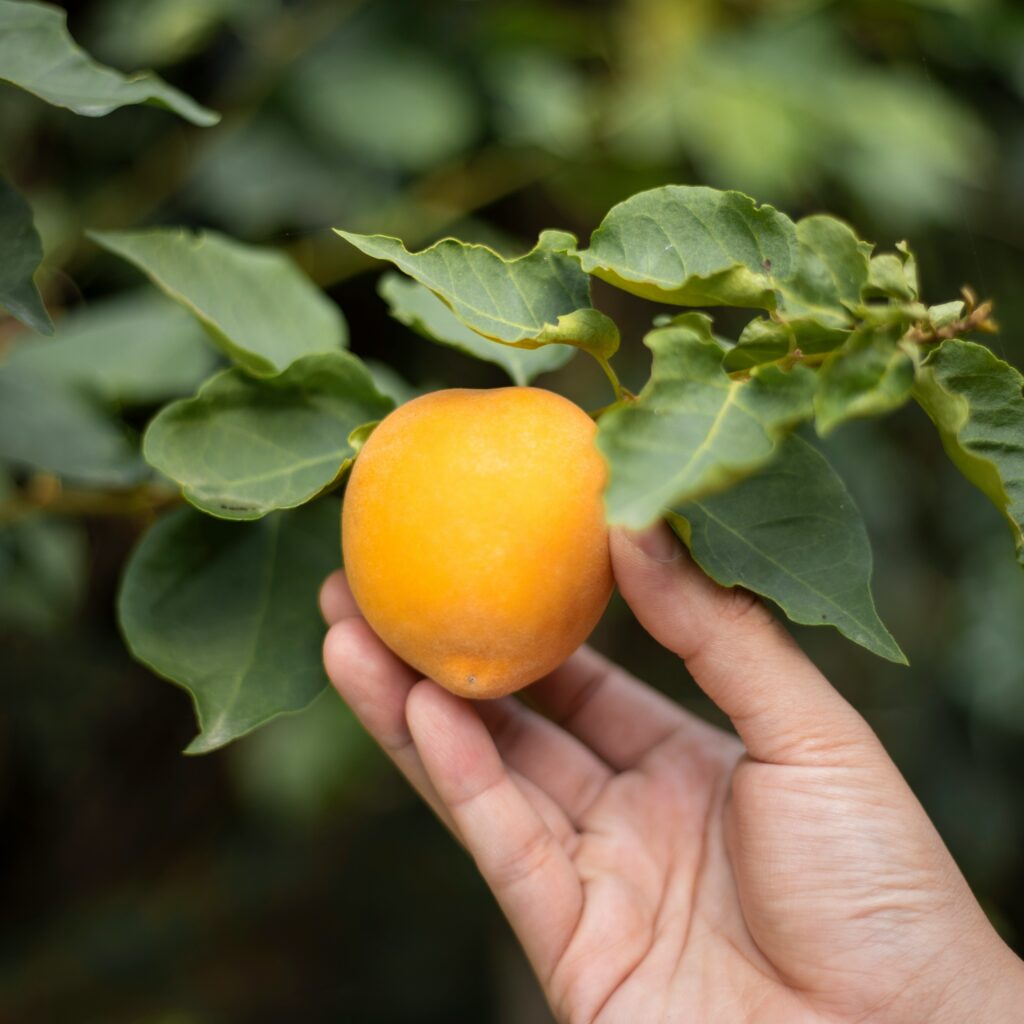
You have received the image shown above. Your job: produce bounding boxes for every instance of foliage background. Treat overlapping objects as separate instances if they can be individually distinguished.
[2,0,1024,1019]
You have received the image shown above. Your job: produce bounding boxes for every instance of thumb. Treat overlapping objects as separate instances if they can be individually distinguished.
[610,522,882,767]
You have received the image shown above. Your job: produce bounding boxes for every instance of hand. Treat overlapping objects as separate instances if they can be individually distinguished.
[320,523,1024,1024]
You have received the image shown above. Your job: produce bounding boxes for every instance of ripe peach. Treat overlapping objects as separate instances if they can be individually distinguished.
[342,387,613,698]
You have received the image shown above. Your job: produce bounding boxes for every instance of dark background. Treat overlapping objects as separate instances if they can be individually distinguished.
[2,1,1024,1020]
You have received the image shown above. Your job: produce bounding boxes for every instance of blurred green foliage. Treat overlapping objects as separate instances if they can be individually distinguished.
[2,0,1023,1020]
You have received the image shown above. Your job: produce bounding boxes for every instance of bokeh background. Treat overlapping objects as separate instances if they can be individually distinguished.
[3,0,1024,1020]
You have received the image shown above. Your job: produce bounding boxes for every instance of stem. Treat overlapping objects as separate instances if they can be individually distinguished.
[594,354,628,402]
[0,477,179,527]
[726,349,831,380]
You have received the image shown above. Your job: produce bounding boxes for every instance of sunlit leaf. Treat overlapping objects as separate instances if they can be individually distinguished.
[378,272,574,385]
[119,500,341,753]
[598,313,816,527]
[604,16,988,227]
[926,300,964,331]
[578,185,797,309]
[4,289,216,403]
[0,175,52,334]
[0,0,218,125]
[144,352,393,520]
[338,228,618,356]
[669,435,905,662]
[913,339,1024,565]
[90,228,346,376]
[775,214,871,326]
[815,327,916,435]
[864,242,918,303]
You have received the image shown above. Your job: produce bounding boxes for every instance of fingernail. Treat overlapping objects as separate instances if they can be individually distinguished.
[624,522,682,563]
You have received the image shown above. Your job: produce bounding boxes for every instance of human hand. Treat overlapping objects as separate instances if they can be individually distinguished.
[320,523,1024,1023]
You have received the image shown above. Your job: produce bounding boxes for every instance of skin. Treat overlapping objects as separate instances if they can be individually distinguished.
[320,522,1024,1024]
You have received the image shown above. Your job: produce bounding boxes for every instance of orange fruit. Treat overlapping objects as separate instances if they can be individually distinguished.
[342,387,613,698]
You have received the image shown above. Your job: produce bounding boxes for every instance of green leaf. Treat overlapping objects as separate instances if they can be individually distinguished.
[0,175,52,334]
[229,690,378,823]
[577,185,797,309]
[143,352,393,520]
[0,365,143,485]
[865,241,919,301]
[926,300,964,331]
[363,359,429,406]
[722,316,850,373]
[0,0,218,125]
[90,228,346,376]
[487,50,592,157]
[118,500,341,754]
[290,39,478,171]
[336,228,618,356]
[4,289,217,403]
[0,511,86,632]
[815,327,916,435]
[598,313,816,527]
[775,215,871,326]
[378,272,574,385]
[86,0,259,69]
[669,435,905,663]
[913,339,1024,565]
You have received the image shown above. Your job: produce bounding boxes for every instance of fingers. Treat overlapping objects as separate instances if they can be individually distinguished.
[406,680,584,981]
[610,523,883,767]
[319,569,359,624]
[526,646,723,770]
[475,697,612,823]
[321,577,457,832]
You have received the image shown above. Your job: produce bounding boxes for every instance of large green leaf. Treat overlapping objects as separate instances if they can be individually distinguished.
[913,339,1024,566]
[378,272,575,385]
[0,175,52,334]
[118,500,341,753]
[815,327,916,435]
[336,228,618,357]
[577,185,797,309]
[598,313,816,527]
[0,0,218,125]
[143,352,392,520]
[90,228,346,376]
[775,214,871,326]
[669,435,905,663]
[4,289,216,403]
[0,365,143,485]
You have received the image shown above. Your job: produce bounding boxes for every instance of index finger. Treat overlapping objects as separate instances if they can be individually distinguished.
[525,646,726,770]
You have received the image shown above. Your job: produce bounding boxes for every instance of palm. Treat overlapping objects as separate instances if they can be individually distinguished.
[541,726,798,1024]
[320,527,1019,1024]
